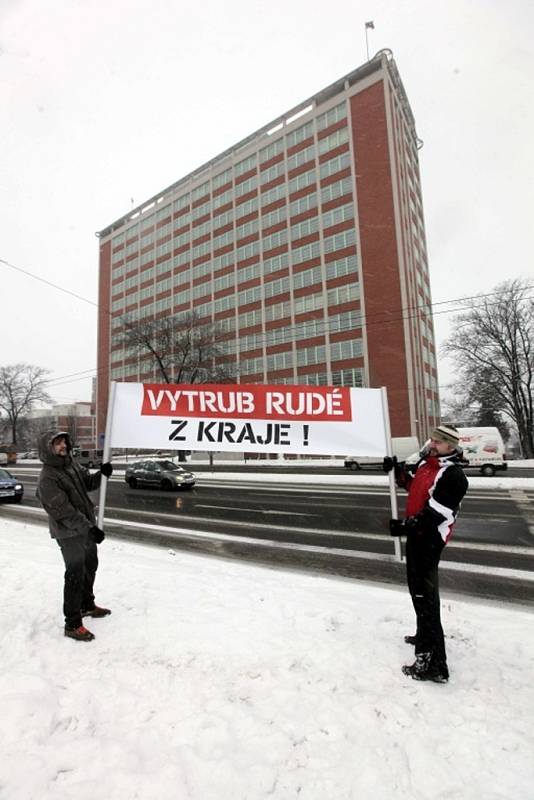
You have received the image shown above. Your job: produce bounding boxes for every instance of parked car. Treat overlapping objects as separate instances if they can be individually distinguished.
[20,450,38,460]
[0,468,24,503]
[125,460,196,490]
[73,449,104,468]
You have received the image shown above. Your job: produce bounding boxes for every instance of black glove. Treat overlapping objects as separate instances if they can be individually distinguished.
[404,515,421,532]
[90,525,105,544]
[389,518,405,536]
[382,456,398,473]
[100,462,113,478]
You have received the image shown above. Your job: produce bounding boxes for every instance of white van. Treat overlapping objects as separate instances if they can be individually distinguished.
[406,427,507,477]
[457,427,507,477]
[344,436,419,471]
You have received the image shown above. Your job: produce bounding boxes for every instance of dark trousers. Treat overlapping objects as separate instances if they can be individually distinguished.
[56,534,98,629]
[405,530,447,665]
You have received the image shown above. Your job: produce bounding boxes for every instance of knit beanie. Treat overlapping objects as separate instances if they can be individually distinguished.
[430,424,460,446]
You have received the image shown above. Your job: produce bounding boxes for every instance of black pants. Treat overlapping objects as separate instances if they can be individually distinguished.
[57,534,98,629]
[405,529,447,665]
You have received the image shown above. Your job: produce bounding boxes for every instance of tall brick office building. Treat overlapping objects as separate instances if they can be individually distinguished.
[97,50,440,445]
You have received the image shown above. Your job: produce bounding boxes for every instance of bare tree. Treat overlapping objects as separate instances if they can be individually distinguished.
[0,364,51,446]
[119,312,236,460]
[120,311,236,384]
[443,279,533,457]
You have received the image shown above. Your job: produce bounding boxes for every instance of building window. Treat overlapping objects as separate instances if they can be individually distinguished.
[318,126,349,155]
[316,102,347,131]
[264,276,290,299]
[286,121,313,148]
[294,292,323,315]
[259,138,284,163]
[174,193,190,211]
[192,181,210,201]
[322,202,354,229]
[293,265,322,290]
[292,241,321,265]
[234,154,257,176]
[331,367,363,387]
[260,161,285,184]
[291,216,319,241]
[288,169,316,195]
[323,228,356,254]
[296,344,326,367]
[213,168,232,189]
[261,183,287,206]
[235,176,258,197]
[330,339,362,361]
[263,230,288,252]
[326,255,358,281]
[290,192,318,217]
[320,153,351,180]
[321,177,352,204]
[263,253,289,274]
[287,145,316,171]
[327,283,360,306]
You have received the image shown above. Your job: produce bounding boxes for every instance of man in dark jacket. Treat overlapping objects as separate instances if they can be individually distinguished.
[384,424,468,683]
[37,431,114,642]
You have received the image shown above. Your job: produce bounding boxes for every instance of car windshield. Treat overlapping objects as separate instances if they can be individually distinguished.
[156,461,184,471]
[0,469,12,479]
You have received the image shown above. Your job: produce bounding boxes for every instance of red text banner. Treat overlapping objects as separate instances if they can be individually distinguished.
[141,383,352,422]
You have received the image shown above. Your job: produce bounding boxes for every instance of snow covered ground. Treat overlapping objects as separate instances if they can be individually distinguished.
[1,516,533,799]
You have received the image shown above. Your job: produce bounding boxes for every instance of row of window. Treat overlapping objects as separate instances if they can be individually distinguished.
[239,337,362,374]
[112,226,356,302]
[113,258,359,311]
[111,173,353,270]
[111,149,352,263]
[112,281,360,328]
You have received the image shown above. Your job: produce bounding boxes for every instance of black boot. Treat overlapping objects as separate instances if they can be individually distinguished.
[65,625,95,642]
[81,605,111,618]
[402,653,449,683]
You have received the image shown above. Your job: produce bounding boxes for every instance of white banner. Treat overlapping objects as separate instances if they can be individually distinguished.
[107,382,389,457]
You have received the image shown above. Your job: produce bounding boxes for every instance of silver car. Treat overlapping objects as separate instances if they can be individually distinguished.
[125,459,196,491]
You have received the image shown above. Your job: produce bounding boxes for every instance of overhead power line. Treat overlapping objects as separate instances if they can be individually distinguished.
[3,254,532,389]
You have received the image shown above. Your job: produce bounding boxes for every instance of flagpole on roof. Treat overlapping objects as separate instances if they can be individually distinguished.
[365,20,375,61]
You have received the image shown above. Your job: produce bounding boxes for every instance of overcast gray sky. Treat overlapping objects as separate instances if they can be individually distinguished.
[2,0,533,406]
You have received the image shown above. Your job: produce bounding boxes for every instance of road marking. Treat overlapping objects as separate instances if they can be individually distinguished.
[508,489,534,539]
[9,503,534,556]
[195,503,314,517]
[86,517,534,582]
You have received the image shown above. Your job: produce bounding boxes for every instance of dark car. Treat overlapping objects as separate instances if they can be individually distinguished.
[0,468,24,503]
[125,460,196,491]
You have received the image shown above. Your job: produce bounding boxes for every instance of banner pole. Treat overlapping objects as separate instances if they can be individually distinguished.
[380,387,402,562]
[97,381,117,529]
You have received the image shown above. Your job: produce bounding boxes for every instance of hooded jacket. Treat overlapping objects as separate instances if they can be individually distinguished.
[37,431,102,540]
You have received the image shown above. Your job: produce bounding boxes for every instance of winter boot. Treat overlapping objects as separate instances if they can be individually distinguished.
[65,625,95,642]
[402,652,449,683]
[404,635,417,646]
[81,605,111,618]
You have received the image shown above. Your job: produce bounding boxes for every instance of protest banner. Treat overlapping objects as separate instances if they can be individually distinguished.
[105,381,389,456]
[97,382,401,559]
